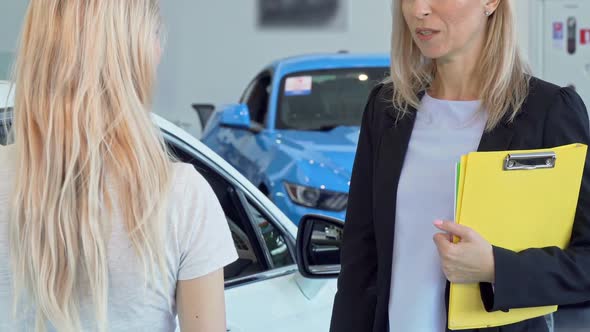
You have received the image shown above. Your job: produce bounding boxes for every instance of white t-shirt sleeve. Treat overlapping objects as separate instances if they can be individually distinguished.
[176,164,238,280]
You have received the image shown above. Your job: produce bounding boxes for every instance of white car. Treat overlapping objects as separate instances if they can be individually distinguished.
[158,114,339,332]
[0,81,341,332]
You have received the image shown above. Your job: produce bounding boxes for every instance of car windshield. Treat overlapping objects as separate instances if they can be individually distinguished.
[276,67,389,131]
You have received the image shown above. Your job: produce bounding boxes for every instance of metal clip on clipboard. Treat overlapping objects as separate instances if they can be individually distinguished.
[503,151,557,171]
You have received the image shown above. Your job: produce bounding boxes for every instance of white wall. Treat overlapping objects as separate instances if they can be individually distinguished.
[0,1,27,79]
[516,0,532,65]
[0,1,26,52]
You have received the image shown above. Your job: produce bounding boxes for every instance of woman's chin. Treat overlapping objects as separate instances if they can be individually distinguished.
[413,43,449,60]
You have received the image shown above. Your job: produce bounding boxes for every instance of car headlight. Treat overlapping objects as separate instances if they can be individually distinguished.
[284,182,348,211]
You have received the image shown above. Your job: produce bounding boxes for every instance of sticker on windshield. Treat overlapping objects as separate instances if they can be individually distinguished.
[285,76,312,96]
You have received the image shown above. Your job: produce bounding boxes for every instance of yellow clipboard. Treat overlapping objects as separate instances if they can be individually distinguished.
[449,143,587,330]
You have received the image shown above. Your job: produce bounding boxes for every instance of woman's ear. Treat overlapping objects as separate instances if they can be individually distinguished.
[484,0,501,15]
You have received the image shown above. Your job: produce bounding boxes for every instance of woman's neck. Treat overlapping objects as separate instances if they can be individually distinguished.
[429,62,480,101]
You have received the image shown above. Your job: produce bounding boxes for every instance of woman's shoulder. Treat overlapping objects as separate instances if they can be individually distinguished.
[169,162,210,196]
[364,81,397,122]
[364,81,420,134]
[166,162,210,210]
[526,76,586,106]
[525,76,587,120]
[167,162,222,225]
[518,76,589,145]
[527,76,563,99]
[370,81,395,108]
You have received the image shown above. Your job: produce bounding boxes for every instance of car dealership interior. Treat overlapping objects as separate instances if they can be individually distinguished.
[1,1,590,331]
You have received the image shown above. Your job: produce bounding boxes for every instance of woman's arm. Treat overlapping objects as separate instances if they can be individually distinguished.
[329,85,382,332]
[481,87,590,312]
[177,269,226,332]
[174,166,238,330]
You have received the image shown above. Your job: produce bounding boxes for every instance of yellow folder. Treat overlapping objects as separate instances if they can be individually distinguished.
[449,143,588,330]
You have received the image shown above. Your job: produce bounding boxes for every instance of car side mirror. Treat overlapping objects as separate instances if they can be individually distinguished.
[191,103,215,129]
[219,104,262,133]
[296,214,343,279]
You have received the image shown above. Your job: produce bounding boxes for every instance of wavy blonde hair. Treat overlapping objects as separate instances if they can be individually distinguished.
[10,1,170,331]
[390,0,531,131]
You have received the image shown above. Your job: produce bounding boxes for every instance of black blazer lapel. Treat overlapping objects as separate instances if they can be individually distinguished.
[373,93,423,251]
[374,111,416,248]
[372,108,417,332]
[477,117,517,152]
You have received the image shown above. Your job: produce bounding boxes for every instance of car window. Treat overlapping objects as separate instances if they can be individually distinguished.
[276,67,389,131]
[166,142,265,280]
[245,74,272,126]
[165,140,294,284]
[240,78,257,104]
[244,198,294,269]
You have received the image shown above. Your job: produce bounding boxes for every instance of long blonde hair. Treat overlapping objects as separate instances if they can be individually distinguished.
[10,1,170,331]
[390,0,531,131]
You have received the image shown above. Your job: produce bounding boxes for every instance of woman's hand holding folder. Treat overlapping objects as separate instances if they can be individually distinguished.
[433,220,495,284]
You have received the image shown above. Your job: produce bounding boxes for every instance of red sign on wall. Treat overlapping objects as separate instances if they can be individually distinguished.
[582,29,590,45]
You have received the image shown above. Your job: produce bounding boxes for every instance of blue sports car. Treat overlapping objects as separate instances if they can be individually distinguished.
[199,53,390,225]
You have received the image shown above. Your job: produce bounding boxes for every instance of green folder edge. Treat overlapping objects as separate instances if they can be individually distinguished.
[453,158,466,244]
[454,161,460,220]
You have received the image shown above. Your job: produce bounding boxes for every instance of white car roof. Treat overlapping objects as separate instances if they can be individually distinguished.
[0,81,15,108]
[153,113,298,237]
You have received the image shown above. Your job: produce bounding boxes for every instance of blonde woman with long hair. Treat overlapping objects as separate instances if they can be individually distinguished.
[331,0,590,331]
[0,1,237,331]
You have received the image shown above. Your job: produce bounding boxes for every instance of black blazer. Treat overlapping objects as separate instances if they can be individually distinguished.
[330,77,590,332]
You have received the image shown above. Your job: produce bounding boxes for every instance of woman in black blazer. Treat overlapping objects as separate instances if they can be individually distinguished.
[330,1,590,332]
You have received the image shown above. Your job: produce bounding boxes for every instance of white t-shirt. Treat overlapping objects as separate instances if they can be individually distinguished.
[0,144,238,331]
[388,94,487,331]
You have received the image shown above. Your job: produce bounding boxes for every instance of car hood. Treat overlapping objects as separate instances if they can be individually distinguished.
[275,127,360,188]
